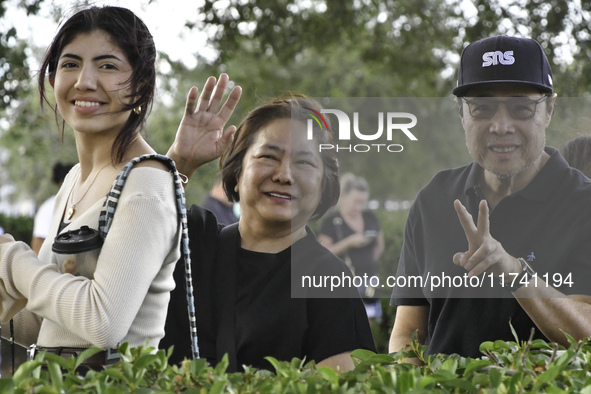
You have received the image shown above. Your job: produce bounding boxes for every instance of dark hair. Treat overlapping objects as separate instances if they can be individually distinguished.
[561,134,591,178]
[38,6,156,163]
[220,93,340,221]
[52,161,76,185]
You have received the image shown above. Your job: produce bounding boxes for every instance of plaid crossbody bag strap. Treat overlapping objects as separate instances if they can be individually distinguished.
[98,153,199,359]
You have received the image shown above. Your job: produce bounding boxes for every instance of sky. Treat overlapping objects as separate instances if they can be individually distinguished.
[5,0,215,70]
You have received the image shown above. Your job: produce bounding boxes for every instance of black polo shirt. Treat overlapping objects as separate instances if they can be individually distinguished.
[391,146,591,358]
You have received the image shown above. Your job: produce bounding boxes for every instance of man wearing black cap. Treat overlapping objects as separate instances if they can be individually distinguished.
[389,35,591,359]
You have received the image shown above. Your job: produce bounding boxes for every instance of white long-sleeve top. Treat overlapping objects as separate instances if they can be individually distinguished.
[0,164,180,349]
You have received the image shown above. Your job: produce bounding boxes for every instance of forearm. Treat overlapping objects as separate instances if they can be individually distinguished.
[318,351,355,371]
[0,241,36,322]
[389,305,428,353]
[514,284,591,346]
[389,327,425,366]
[496,256,591,345]
[327,239,354,257]
[372,232,385,261]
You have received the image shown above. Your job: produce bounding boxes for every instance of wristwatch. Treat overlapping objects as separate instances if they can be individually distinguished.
[506,257,537,292]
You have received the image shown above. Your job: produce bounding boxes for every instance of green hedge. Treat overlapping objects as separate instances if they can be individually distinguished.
[3,331,591,393]
[0,214,34,245]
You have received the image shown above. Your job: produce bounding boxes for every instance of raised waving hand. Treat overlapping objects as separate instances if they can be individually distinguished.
[167,73,242,179]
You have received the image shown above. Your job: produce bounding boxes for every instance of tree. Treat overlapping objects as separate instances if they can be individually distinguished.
[2,0,591,207]
[169,0,591,203]
[0,0,43,111]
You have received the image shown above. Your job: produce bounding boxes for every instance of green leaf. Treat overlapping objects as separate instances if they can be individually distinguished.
[12,360,44,381]
[509,321,520,343]
[317,366,339,385]
[354,354,397,373]
[42,353,71,369]
[488,366,503,388]
[419,372,454,389]
[190,358,209,376]
[264,356,283,374]
[208,380,227,394]
[74,348,104,370]
[289,357,306,370]
[0,378,15,392]
[530,339,554,350]
[102,367,127,382]
[463,359,492,376]
[440,357,458,373]
[532,365,563,391]
[134,354,160,369]
[395,371,416,392]
[213,354,229,375]
[47,361,63,392]
[493,340,514,350]
[442,378,478,391]
[66,355,77,371]
[36,386,59,394]
[562,331,578,348]
[118,342,132,362]
[479,341,494,353]
[544,385,570,394]
[350,348,376,362]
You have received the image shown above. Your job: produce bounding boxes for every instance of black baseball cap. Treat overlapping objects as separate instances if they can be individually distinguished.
[452,35,553,96]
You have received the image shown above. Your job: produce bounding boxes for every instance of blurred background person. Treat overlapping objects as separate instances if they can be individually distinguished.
[561,134,591,178]
[31,161,75,254]
[201,173,239,225]
[318,173,385,324]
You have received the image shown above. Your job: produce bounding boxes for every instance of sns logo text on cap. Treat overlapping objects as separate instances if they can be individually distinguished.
[453,35,553,96]
[482,51,514,67]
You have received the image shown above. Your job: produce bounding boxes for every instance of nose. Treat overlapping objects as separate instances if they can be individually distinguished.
[489,103,515,135]
[74,65,97,91]
[272,158,293,184]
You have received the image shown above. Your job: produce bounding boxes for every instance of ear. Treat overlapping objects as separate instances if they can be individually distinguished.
[455,97,466,120]
[544,93,557,128]
[48,72,55,88]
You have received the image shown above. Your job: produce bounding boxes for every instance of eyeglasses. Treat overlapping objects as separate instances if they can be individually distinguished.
[460,96,549,120]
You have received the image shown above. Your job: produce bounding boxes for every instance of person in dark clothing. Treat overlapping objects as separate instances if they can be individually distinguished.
[161,85,375,371]
[389,35,591,360]
[200,174,239,225]
[318,173,385,323]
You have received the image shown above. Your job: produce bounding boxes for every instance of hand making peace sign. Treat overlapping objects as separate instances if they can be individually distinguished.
[453,199,521,278]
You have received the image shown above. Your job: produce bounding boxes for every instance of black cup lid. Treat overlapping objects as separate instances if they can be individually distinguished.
[52,225,104,254]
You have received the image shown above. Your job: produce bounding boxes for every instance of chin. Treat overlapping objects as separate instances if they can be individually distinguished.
[262,213,293,227]
[491,162,535,179]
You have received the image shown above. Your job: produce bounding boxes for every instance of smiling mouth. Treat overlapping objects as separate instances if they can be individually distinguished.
[490,146,517,153]
[74,100,102,107]
[266,192,292,200]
